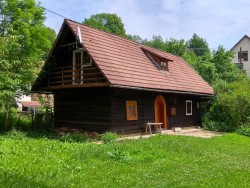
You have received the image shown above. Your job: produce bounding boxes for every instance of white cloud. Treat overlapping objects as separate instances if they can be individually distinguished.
[39,0,250,49]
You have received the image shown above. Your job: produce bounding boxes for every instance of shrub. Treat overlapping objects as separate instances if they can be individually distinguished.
[204,79,250,132]
[4,128,27,140]
[236,126,250,137]
[100,132,118,144]
[59,132,88,143]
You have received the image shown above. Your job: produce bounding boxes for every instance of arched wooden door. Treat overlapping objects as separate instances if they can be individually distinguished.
[154,95,167,129]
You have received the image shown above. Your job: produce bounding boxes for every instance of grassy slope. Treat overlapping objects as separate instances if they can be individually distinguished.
[0,133,249,188]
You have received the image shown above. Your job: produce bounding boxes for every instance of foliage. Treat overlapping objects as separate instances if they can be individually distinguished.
[236,126,250,137]
[207,80,250,131]
[187,33,210,56]
[0,134,250,187]
[100,132,118,144]
[83,13,126,37]
[3,128,27,140]
[126,34,144,43]
[143,35,188,56]
[58,132,88,143]
[0,0,55,130]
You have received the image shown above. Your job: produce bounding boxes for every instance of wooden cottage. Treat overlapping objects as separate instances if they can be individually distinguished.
[32,19,214,133]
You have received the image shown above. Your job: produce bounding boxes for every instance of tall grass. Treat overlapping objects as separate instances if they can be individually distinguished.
[0,132,249,187]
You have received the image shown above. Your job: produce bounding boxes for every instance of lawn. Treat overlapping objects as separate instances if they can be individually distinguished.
[0,131,249,188]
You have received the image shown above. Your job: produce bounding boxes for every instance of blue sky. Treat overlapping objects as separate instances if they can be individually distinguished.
[39,0,250,50]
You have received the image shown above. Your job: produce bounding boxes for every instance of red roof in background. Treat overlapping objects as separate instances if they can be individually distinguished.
[20,101,40,107]
[65,19,214,95]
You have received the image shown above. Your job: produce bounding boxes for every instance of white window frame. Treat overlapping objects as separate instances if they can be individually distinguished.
[73,49,92,84]
[186,100,192,115]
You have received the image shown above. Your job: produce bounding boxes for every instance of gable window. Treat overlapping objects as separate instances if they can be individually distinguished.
[73,49,92,84]
[238,51,248,62]
[186,100,192,115]
[73,49,92,68]
[126,100,138,120]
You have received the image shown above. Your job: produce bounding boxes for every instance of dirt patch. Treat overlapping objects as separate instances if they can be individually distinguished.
[119,128,224,141]
[163,129,224,138]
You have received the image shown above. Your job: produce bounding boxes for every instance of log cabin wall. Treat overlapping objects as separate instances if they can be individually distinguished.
[53,87,202,133]
[167,96,201,128]
[110,88,202,133]
[110,88,155,133]
[53,87,112,132]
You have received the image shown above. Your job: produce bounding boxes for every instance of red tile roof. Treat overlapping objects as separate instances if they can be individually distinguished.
[20,101,40,107]
[65,19,214,95]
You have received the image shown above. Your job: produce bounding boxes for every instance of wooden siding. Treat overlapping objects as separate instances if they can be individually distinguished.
[166,96,201,128]
[53,87,202,133]
[110,89,202,133]
[54,87,111,132]
[110,88,155,133]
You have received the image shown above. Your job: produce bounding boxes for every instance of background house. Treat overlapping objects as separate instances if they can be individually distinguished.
[32,19,213,133]
[16,94,40,112]
[231,35,250,76]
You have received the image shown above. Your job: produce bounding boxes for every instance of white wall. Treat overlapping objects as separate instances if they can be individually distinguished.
[231,37,250,77]
[16,95,31,111]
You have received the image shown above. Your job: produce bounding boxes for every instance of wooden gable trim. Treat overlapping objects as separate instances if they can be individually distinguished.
[141,47,173,62]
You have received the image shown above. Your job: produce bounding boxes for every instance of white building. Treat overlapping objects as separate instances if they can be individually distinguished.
[231,35,250,77]
[16,94,40,112]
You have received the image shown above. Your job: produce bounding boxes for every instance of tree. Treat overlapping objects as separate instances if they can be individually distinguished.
[165,38,187,56]
[187,33,210,56]
[0,0,55,129]
[83,13,126,37]
[126,34,144,43]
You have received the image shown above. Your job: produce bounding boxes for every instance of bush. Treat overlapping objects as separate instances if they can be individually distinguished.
[4,128,27,140]
[204,79,250,132]
[236,126,250,137]
[59,132,88,143]
[100,132,118,144]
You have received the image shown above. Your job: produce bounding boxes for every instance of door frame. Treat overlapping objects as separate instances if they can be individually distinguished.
[154,95,167,129]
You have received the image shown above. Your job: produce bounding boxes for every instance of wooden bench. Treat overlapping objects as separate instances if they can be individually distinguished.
[145,122,163,134]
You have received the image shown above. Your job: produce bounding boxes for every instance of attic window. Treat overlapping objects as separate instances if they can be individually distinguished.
[143,50,169,71]
[160,61,168,71]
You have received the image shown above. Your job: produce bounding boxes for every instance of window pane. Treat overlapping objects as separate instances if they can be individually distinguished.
[126,101,138,120]
[186,100,192,115]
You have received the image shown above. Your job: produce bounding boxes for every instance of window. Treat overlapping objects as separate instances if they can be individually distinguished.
[73,49,92,68]
[238,51,248,62]
[160,61,168,71]
[186,100,192,115]
[126,100,138,120]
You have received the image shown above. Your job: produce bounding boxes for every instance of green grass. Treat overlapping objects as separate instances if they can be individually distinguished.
[0,131,250,188]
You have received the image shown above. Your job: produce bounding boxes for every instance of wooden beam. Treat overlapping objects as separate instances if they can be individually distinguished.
[60,42,76,48]
[41,82,110,90]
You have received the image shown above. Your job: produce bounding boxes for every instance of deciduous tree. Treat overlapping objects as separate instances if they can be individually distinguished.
[83,13,126,37]
[0,0,55,129]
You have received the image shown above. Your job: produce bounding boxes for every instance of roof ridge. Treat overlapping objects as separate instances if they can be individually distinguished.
[230,34,250,51]
[64,18,144,46]
[64,19,184,60]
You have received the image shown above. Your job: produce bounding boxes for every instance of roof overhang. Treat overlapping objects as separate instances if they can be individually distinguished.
[110,85,213,97]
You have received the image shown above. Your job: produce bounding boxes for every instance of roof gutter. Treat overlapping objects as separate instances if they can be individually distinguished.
[110,85,213,97]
